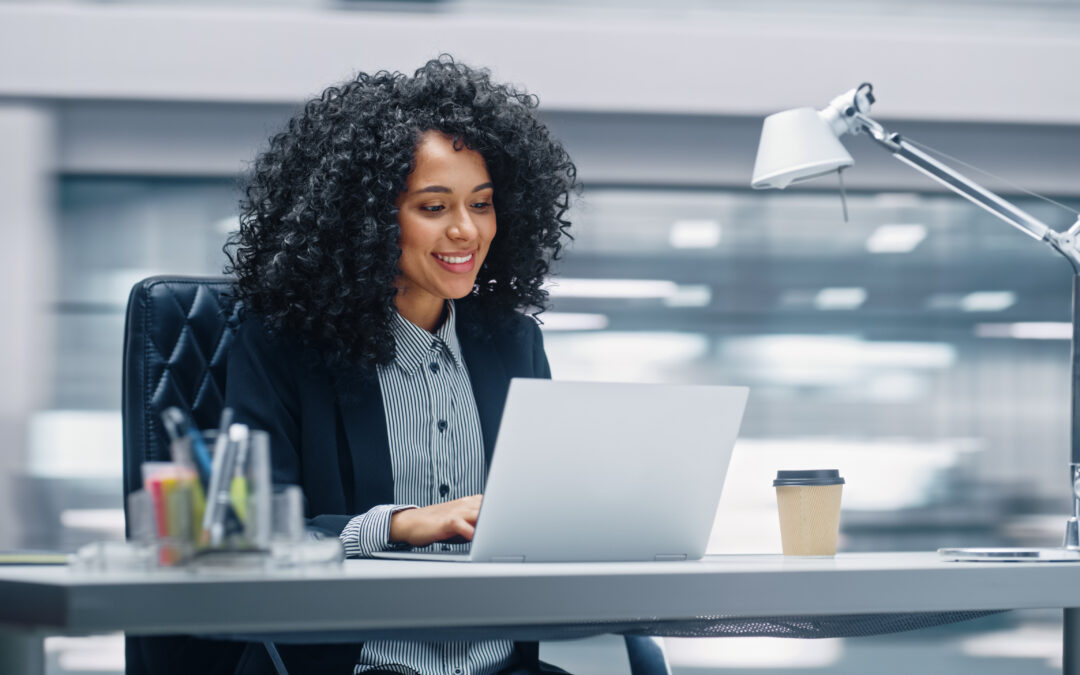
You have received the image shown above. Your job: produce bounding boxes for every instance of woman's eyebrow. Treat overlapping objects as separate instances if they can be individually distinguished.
[413,182,494,195]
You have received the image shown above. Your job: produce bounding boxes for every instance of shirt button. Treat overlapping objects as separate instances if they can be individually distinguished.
[439,483,450,497]
[431,340,440,350]
[437,419,448,432]
[429,362,440,374]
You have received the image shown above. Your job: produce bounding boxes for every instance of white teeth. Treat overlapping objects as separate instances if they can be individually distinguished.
[435,253,473,264]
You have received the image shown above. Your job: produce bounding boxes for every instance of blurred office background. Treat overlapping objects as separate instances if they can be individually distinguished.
[3,0,1080,673]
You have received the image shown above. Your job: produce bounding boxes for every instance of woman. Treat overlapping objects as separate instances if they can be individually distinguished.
[222,56,577,674]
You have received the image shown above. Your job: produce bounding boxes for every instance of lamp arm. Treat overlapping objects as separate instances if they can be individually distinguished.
[853,111,1080,480]
[812,89,1080,552]
[852,112,1080,272]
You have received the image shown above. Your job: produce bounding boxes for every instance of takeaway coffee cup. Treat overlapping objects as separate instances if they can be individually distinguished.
[773,470,845,556]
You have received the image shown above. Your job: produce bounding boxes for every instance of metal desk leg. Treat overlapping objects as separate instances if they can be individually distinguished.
[1066,608,1080,675]
[0,630,44,675]
[624,635,672,675]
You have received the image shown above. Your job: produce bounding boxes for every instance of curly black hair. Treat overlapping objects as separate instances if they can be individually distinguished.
[224,56,577,370]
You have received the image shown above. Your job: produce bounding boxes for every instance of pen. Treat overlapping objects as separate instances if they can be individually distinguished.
[200,408,234,546]
[161,407,213,482]
[229,426,251,525]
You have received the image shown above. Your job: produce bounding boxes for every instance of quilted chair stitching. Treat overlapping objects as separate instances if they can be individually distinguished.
[142,287,188,374]
[154,289,216,413]
[149,367,189,412]
[179,285,217,368]
[148,297,196,447]
[206,299,236,375]
[187,285,233,416]
[141,279,232,465]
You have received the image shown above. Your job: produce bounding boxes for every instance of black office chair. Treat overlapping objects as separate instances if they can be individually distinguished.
[121,275,670,675]
[122,275,245,675]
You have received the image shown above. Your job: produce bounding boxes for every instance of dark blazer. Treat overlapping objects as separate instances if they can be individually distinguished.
[223,299,552,674]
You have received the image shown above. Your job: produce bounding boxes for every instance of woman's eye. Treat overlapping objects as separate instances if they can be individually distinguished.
[472,201,492,209]
[421,205,444,213]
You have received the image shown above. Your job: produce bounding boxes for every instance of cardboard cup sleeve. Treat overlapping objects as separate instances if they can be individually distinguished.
[774,470,845,556]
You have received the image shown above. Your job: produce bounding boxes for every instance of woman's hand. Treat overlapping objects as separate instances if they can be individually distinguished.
[389,495,482,548]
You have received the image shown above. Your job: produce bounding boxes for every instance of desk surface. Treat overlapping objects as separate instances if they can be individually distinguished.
[1,552,1078,639]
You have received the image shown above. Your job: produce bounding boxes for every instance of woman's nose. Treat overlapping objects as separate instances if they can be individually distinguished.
[447,207,479,240]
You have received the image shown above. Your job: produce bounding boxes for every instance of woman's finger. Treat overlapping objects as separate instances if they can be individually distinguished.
[452,517,476,541]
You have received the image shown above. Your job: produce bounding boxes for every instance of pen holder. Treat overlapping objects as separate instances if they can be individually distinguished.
[195,428,274,553]
[192,428,340,569]
[118,424,343,572]
[130,428,276,565]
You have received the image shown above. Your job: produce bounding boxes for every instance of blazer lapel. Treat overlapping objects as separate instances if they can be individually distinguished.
[333,371,395,511]
[458,325,509,472]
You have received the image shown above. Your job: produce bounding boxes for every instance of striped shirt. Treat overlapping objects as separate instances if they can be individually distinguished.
[339,300,516,675]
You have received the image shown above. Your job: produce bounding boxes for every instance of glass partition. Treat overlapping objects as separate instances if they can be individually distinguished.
[36,176,1075,674]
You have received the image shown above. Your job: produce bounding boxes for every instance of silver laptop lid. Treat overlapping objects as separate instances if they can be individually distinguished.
[470,379,749,562]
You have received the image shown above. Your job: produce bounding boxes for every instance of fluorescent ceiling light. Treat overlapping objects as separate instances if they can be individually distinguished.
[545,278,678,299]
[669,219,721,249]
[541,332,710,382]
[975,322,1071,340]
[925,293,964,311]
[537,312,610,331]
[664,284,713,308]
[961,291,1016,312]
[814,287,867,310]
[544,279,712,306]
[866,224,927,253]
[724,335,956,372]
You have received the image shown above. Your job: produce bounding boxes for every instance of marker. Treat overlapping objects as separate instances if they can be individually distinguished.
[161,407,213,482]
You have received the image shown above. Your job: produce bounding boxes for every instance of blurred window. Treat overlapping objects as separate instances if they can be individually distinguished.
[41,179,1080,557]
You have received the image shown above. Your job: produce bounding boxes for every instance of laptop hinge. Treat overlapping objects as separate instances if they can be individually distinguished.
[490,555,526,563]
[654,554,688,562]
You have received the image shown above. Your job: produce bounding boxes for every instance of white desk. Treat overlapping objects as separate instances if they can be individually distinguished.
[2,552,1080,673]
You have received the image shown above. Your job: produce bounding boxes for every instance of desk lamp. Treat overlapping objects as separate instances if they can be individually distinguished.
[752,83,1080,562]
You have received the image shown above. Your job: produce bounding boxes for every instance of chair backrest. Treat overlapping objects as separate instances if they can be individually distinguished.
[121,276,241,511]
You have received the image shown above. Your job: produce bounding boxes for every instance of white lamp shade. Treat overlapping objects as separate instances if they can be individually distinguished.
[751,107,854,189]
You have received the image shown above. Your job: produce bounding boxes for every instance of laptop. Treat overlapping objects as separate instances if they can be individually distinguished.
[371,378,748,563]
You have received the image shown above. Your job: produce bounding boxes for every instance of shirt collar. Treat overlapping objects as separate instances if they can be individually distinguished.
[389,300,465,374]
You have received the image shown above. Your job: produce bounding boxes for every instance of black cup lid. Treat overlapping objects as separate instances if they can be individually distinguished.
[773,469,845,486]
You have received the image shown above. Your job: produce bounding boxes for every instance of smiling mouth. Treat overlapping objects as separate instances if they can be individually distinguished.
[434,252,475,264]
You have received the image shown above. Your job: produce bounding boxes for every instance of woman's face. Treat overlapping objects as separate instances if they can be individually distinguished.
[393,130,497,330]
